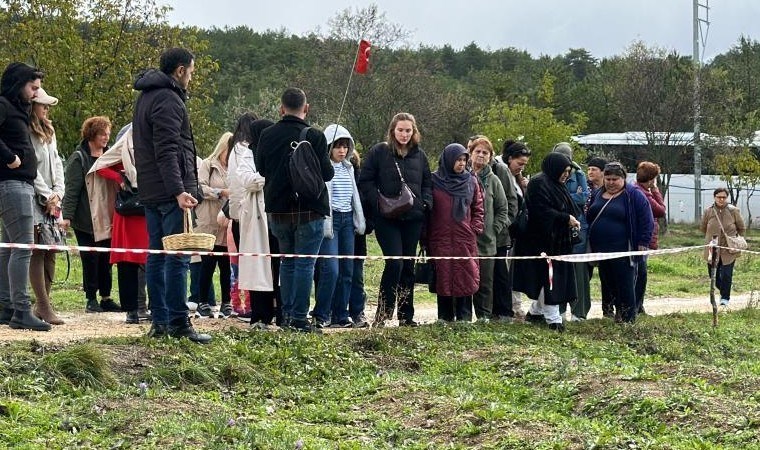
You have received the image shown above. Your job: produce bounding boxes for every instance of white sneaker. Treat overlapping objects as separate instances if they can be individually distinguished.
[186,301,198,312]
[719,298,729,307]
[570,315,585,322]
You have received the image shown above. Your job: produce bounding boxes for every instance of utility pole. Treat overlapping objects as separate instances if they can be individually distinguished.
[693,0,710,221]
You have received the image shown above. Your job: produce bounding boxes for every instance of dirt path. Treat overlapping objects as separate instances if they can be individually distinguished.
[0,294,752,344]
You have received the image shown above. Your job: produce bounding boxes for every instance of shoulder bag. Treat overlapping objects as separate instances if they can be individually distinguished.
[34,215,66,251]
[114,175,145,216]
[377,158,415,219]
[713,207,748,254]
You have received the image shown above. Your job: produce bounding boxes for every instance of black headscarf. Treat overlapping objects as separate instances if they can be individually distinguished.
[432,143,474,222]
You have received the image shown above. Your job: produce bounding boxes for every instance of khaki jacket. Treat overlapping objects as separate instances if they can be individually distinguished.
[701,204,746,265]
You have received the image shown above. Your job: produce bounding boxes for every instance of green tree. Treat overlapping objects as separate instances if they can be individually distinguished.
[0,0,217,156]
[471,100,587,175]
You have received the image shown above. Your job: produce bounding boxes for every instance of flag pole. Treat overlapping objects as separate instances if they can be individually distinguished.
[330,39,365,145]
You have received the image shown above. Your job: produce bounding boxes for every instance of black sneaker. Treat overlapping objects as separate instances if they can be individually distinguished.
[137,309,152,322]
[168,318,212,344]
[525,312,544,324]
[0,307,14,325]
[196,303,213,318]
[100,298,122,312]
[146,323,168,338]
[329,319,353,329]
[291,320,322,334]
[85,298,103,313]
[399,319,419,327]
[314,318,330,329]
[125,310,140,324]
[352,313,370,328]
[219,303,233,318]
[548,322,565,333]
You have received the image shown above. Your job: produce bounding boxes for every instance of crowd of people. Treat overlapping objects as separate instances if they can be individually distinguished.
[0,48,749,340]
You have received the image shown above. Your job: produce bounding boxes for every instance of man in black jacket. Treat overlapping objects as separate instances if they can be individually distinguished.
[0,62,51,331]
[132,47,210,343]
[256,87,333,332]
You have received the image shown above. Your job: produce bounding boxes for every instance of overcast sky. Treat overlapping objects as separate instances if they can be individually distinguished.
[164,0,758,60]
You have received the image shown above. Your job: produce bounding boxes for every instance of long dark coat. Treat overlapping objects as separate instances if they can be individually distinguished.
[513,153,579,305]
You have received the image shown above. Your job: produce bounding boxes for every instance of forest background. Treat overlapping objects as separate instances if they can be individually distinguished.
[2,0,760,196]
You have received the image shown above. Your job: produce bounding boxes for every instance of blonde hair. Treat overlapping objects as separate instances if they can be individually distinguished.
[30,109,55,144]
[386,112,421,154]
[207,131,233,162]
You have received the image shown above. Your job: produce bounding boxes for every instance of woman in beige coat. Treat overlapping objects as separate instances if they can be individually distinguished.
[196,132,232,317]
[700,187,746,306]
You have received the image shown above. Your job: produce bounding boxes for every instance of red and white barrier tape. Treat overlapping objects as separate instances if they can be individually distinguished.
[0,241,747,261]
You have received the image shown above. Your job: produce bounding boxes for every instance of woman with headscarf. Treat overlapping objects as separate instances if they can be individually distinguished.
[427,143,484,322]
[229,115,281,328]
[512,152,580,331]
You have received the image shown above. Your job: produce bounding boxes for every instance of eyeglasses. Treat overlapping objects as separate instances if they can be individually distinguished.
[510,148,531,157]
[715,196,728,200]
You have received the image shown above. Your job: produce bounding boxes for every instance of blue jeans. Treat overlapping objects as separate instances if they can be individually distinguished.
[145,202,190,325]
[313,212,355,323]
[0,180,35,311]
[709,261,735,301]
[269,218,324,324]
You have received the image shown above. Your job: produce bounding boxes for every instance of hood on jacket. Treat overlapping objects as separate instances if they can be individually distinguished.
[1,62,43,102]
[133,69,187,101]
[323,124,355,162]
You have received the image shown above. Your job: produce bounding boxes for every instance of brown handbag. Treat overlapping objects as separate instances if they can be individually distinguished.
[377,159,416,219]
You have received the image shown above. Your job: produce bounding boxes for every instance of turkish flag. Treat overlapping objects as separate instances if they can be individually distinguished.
[354,39,371,74]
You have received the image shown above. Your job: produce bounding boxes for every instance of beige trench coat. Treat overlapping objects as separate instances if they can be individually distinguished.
[229,142,274,291]
[195,157,228,246]
[701,204,746,265]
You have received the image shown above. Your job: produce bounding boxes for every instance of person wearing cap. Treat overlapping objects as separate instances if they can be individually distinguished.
[633,161,666,314]
[552,142,591,321]
[29,87,65,325]
[0,62,52,332]
[586,162,654,323]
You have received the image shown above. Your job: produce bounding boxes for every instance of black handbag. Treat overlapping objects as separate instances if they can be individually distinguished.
[414,246,436,293]
[378,160,415,219]
[34,215,66,251]
[114,176,145,216]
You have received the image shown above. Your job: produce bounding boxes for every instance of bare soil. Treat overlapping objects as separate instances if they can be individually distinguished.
[0,294,751,344]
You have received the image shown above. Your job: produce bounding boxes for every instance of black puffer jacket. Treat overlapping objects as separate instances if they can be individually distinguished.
[132,69,198,205]
[0,63,39,183]
[358,142,433,222]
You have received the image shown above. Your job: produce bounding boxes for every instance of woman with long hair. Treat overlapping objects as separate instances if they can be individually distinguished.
[196,132,233,317]
[28,88,65,325]
[359,112,433,327]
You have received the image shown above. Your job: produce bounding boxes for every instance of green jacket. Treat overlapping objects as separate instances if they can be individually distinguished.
[62,142,96,234]
[475,164,509,256]
[491,161,518,247]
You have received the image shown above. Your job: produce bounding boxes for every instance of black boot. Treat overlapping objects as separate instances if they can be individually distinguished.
[0,307,14,325]
[9,309,52,331]
[168,317,212,344]
[125,310,139,324]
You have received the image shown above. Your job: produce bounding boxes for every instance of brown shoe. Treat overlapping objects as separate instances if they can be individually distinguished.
[33,298,65,325]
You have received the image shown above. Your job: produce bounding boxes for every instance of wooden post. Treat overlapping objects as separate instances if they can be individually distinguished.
[708,235,718,328]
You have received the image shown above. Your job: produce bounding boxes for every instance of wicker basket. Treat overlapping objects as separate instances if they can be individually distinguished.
[162,208,216,251]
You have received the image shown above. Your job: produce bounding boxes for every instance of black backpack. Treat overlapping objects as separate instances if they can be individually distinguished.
[288,127,325,201]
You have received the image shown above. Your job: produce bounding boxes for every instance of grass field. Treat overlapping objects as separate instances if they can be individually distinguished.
[0,224,758,449]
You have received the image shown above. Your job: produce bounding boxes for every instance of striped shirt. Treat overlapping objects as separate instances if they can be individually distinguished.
[331,162,354,212]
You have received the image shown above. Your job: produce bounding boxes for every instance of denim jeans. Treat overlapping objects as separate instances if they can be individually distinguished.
[145,201,190,325]
[709,260,735,301]
[313,211,355,323]
[269,217,324,324]
[0,180,35,311]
